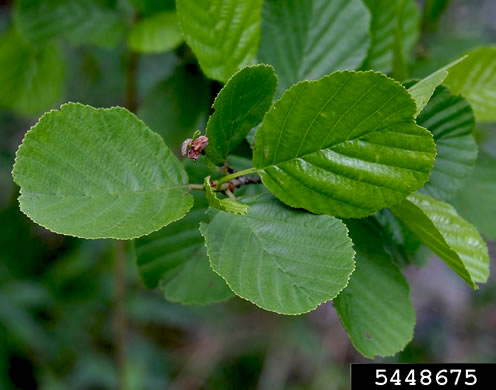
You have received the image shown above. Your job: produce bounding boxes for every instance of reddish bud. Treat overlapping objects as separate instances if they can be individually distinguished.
[182,135,209,161]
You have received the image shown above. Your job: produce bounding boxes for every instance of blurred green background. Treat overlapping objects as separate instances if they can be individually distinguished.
[0,0,495,389]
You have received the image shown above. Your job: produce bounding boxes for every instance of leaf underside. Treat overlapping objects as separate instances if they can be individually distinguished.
[444,47,496,122]
[407,56,467,117]
[13,103,193,239]
[201,196,355,315]
[391,192,489,288]
[418,86,477,201]
[254,71,436,218]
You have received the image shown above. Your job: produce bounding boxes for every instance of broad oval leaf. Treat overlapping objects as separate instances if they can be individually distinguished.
[0,29,65,116]
[418,86,477,201]
[128,11,184,54]
[444,47,496,122]
[15,0,124,48]
[200,196,355,315]
[363,0,420,73]
[334,220,415,358]
[176,0,263,82]
[204,177,249,215]
[12,103,193,239]
[206,65,278,165]
[135,192,233,305]
[253,71,436,219]
[391,192,489,288]
[257,0,370,93]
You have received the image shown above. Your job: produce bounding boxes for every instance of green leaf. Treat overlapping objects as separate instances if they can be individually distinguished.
[128,11,183,54]
[444,47,496,122]
[453,152,496,240]
[391,192,489,288]
[407,56,466,117]
[200,195,355,315]
[204,177,249,215]
[363,0,420,73]
[135,192,233,305]
[374,209,424,267]
[422,0,452,32]
[206,65,278,165]
[176,0,263,82]
[253,71,436,219]
[12,103,193,240]
[257,0,370,93]
[15,0,124,48]
[391,0,409,81]
[417,86,477,201]
[138,65,209,148]
[334,220,415,358]
[0,29,65,116]
[130,0,176,16]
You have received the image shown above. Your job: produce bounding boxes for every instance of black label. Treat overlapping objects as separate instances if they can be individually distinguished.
[351,363,494,389]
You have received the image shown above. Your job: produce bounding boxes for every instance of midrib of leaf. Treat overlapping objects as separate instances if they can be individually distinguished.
[252,131,432,198]
[16,146,189,196]
[21,185,190,198]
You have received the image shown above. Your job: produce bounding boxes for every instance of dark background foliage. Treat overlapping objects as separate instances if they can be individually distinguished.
[0,0,495,389]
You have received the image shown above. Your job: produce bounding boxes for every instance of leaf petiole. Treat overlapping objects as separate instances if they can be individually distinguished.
[188,184,205,191]
[216,167,259,185]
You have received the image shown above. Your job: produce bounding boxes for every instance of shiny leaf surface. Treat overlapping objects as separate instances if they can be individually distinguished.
[253,71,436,218]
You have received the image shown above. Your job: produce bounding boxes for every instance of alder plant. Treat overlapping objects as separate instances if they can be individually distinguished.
[4,0,496,359]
